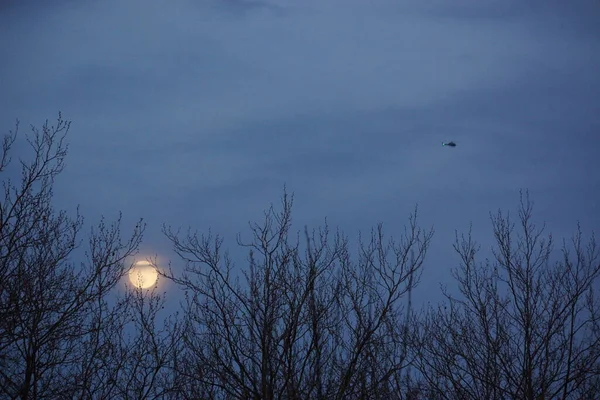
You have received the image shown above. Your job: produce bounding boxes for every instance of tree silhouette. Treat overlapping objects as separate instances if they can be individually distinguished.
[413,191,600,400]
[2,114,598,399]
[0,114,162,399]
[162,190,433,399]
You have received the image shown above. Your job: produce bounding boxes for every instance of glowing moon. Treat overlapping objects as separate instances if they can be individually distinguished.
[128,261,158,289]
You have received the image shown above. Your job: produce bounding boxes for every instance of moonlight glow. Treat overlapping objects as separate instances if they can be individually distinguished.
[128,261,158,289]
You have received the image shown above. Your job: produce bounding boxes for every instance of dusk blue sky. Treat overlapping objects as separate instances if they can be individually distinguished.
[1,0,599,306]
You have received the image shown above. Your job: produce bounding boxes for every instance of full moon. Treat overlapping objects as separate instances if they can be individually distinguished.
[128,261,158,289]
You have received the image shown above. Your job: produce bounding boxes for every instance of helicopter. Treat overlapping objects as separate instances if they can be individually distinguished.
[442,141,456,147]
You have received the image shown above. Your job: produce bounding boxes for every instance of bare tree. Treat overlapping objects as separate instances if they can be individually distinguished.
[162,189,434,399]
[0,114,160,399]
[1,113,443,399]
[108,282,184,400]
[413,191,600,400]
[15,115,597,400]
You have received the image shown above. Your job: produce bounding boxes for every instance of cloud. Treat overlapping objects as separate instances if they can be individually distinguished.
[5,0,577,125]
[1,0,598,301]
